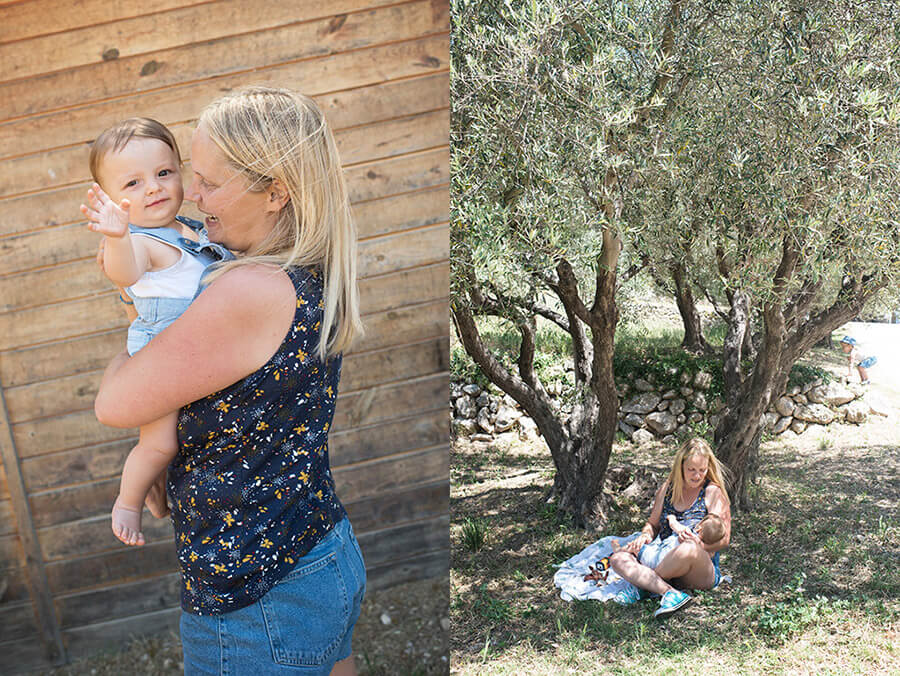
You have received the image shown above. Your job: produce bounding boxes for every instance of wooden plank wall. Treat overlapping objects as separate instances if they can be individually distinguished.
[0,0,449,671]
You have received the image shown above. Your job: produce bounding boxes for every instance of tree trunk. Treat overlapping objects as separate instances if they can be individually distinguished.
[672,263,709,352]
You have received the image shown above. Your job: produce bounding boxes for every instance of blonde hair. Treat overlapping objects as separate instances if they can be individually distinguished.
[197,86,363,360]
[667,437,730,505]
[698,513,725,544]
[89,117,182,184]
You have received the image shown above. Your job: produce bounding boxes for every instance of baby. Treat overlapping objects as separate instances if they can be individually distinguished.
[637,513,726,570]
[81,118,231,546]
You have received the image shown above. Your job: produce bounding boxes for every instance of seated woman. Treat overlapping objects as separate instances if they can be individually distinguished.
[609,437,731,619]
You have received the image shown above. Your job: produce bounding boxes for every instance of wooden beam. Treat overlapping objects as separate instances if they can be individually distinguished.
[0,386,65,664]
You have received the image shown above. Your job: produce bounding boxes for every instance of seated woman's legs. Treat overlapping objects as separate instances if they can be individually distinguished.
[609,552,673,596]
[653,541,716,590]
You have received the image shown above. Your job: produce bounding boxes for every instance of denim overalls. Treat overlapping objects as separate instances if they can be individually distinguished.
[124,217,233,355]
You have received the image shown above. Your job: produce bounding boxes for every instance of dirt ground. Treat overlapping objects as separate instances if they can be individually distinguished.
[46,574,449,676]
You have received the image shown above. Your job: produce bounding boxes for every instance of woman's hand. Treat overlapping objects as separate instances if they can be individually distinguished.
[144,470,170,518]
[81,183,130,238]
[623,532,652,555]
[678,528,702,544]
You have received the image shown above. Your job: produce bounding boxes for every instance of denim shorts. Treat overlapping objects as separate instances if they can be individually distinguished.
[180,518,366,675]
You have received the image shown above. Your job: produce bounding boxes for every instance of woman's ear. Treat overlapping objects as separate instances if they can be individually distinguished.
[265,179,290,212]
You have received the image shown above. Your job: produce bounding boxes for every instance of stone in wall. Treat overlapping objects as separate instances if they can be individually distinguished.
[842,400,868,424]
[476,408,494,433]
[455,396,477,418]
[621,392,662,415]
[790,418,808,434]
[773,416,792,434]
[693,372,713,390]
[634,378,655,392]
[807,381,855,407]
[775,396,795,417]
[632,428,655,445]
[793,403,835,425]
[669,399,686,416]
[645,411,678,435]
[494,406,521,432]
[618,421,635,438]
[662,389,678,400]
[624,413,645,427]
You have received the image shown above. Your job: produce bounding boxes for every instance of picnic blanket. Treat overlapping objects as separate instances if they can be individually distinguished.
[553,532,640,601]
[553,532,732,602]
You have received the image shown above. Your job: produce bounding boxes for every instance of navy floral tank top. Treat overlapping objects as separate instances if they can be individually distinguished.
[657,479,720,565]
[167,265,347,615]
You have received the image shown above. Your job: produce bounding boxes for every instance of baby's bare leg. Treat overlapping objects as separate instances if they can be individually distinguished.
[112,412,179,546]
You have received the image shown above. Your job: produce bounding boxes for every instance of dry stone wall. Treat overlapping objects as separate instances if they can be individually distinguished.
[451,369,887,444]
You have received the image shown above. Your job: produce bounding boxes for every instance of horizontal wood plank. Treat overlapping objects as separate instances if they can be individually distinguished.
[53,479,447,628]
[0,600,38,644]
[0,0,402,83]
[39,515,174,562]
[21,336,447,493]
[0,222,447,317]
[345,480,448,536]
[62,606,180,660]
[1,145,449,247]
[0,498,14,535]
[43,443,446,595]
[0,0,213,45]
[55,571,181,631]
[366,547,448,592]
[0,533,23,570]
[0,0,448,120]
[10,299,447,458]
[0,182,447,280]
[0,101,447,203]
[0,38,448,162]
[6,321,448,425]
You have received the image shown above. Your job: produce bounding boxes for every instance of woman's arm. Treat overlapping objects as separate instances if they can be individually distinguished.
[701,484,732,553]
[95,264,296,428]
[622,481,667,555]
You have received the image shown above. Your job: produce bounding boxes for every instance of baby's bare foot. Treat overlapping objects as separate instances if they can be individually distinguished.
[112,499,145,546]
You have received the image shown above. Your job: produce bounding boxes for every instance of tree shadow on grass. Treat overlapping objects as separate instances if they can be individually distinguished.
[451,437,900,665]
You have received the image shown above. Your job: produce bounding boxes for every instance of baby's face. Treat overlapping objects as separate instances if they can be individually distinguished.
[98,137,183,228]
[841,343,852,353]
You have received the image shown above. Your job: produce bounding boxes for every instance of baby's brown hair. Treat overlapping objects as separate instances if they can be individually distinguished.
[89,118,181,185]
[698,514,725,544]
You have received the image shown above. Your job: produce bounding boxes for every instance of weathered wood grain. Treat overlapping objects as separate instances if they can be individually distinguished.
[42,443,445,595]
[55,572,181,631]
[0,0,213,45]
[0,0,448,119]
[0,222,447,316]
[0,600,38,643]
[0,0,402,83]
[1,146,448,243]
[0,103,447,203]
[0,38,448,161]
[53,479,447,628]
[20,334,447,494]
[0,183,447,280]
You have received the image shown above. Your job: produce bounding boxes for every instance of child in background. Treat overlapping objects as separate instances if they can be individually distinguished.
[81,118,231,546]
[840,336,876,385]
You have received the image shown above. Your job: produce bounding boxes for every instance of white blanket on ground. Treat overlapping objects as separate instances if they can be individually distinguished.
[552,532,732,602]
[552,532,640,602]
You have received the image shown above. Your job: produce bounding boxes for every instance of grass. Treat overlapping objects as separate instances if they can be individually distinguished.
[452,433,900,673]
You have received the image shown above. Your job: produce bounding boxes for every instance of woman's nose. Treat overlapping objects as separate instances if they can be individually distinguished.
[185,176,200,202]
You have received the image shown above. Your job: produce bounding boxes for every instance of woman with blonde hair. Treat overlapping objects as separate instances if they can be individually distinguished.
[91,86,366,675]
[609,437,731,619]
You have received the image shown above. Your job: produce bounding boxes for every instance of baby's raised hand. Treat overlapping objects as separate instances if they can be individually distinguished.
[81,183,130,238]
